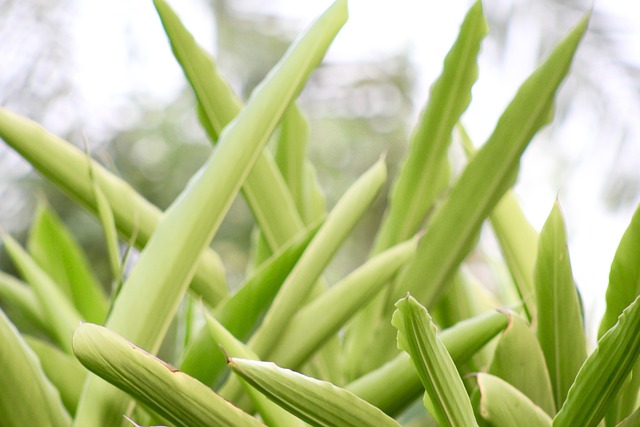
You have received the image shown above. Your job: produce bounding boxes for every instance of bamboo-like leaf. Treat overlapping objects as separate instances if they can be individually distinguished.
[347,310,508,416]
[26,335,87,415]
[488,314,556,416]
[534,202,587,410]
[268,236,419,369]
[459,124,538,323]
[4,234,82,353]
[599,205,640,338]
[154,0,307,251]
[275,104,311,220]
[392,294,478,426]
[478,373,552,427]
[229,357,401,427]
[344,1,487,377]
[0,270,47,332]
[0,108,227,307]
[249,159,386,360]
[553,294,640,426]
[0,309,71,427]
[72,323,265,427]
[73,2,347,425]
[179,222,320,386]
[27,204,108,324]
[91,173,123,290]
[395,14,589,309]
[617,406,640,427]
[373,0,487,253]
[204,311,306,427]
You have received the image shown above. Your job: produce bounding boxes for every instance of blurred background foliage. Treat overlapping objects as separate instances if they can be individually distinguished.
[0,0,639,295]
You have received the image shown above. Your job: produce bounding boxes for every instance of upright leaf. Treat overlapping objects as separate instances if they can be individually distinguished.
[373,0,487,253]
[347,310,508,416]
[553,295,640,426]
[249,159,386,360]
[599,205,640,337]
[74,2,347,424]
[28,204,108,323]
[392,294,478,426]
[0,309,71,427]
[395,14,589,309]
[478,373,552,427]
[534,202,587,410]
[4,235,82,353]
[154,0,307,251]
[488,315,556,416]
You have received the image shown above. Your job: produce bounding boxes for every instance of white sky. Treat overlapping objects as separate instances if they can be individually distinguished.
[69,0,640,332]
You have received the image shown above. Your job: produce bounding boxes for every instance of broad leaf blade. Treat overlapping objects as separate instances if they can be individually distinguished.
[0,309,71,427]
[229,358,401,427]
[26,335,87,416]
[392,294,478,426]
[553,294,640,426]
[534,202,587,410]
[599,205,640,338]
[488,314,556,416]
[72,323,265,427]
[4,235,82,353]
[395,14,589,309]
[28,204,108,324]
[478,373,552,427]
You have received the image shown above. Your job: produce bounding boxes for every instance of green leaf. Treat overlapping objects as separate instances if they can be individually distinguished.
[0,270,47,333]
[395,13,589,309]
[553,294,640,426]
[72,323,265,427]
[478,373,552,427]
[204,311,306,427]
[348,310,508,417]
[74,2,347,424]
[534,202,587,410]
[488,314,556,416]
[249,159,387,360]
[269,236,419,369]
[373,0,487,253]
[26,335,87,416]
[229,357,401,427]
[154,0,307,251]
[599,205,640,338]
[0,108,228,307]
[0,309,71,427]
[179,222,320,386]
[4,234,82,353]
[617,406,640,427]
[392,294,478,427]
[459,124,538,323]
[28,204,108,324]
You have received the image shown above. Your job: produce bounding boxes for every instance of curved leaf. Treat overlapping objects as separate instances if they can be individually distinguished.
[392,294,478,426]
[229,358,401,427]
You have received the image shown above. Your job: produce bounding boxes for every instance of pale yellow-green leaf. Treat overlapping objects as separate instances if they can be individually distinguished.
[72,323,265,427]
[229,357,401,427]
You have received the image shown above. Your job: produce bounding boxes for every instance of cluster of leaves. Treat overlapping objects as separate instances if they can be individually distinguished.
[0,1,639,426]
